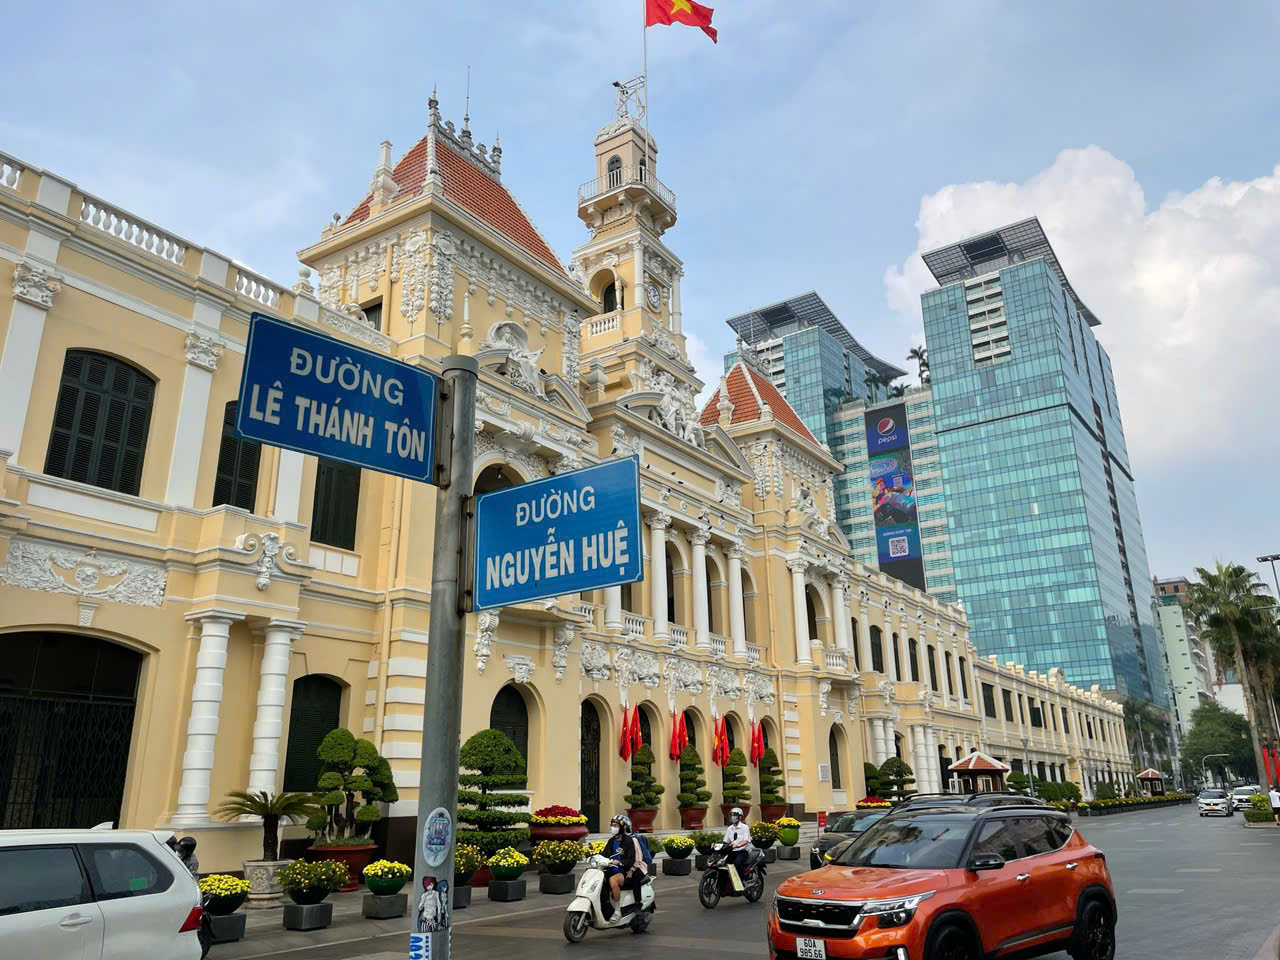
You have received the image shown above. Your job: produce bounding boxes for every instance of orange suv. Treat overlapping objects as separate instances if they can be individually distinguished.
[768,804,1115,960]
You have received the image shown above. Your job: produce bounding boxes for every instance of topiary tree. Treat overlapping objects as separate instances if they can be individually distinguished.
[721,748,752,807]
[457,729,530,856]
[863,761,883,799]
[626,744,665,810]
[310,728,398,845]
[677,745,711,809]
[878,757,916,800]
[1095,781,1117,801]
[1006,771,1030,795]
[758,747,785,806]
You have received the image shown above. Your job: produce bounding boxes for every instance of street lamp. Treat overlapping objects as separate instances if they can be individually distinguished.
[1202,752,1230,788]
[1019,736,1036,798]
[1257,554,1280,600]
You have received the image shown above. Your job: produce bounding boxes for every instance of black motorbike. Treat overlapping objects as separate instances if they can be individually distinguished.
[698,841,766,908]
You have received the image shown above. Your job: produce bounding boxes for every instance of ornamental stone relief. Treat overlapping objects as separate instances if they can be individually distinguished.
[428,233,456,319]
[580,641,611,680]
[552,624,573,682]
[233,532,299,591]
[395,231,427,321]
[0,538,166,607]
[473,609,500,673]
[184,332,223,371]
[13,261,61,309]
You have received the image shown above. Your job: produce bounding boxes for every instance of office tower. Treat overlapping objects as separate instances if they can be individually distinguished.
[920,217,1168,707]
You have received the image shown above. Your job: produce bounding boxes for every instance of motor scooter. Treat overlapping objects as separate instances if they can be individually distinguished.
[563,854,656,942]
[698,841,765,908]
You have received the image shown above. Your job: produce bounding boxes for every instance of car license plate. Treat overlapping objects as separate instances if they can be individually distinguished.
[796,937,827,959]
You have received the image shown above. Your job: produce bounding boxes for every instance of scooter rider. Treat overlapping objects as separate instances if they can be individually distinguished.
[722,807,751,876]
[604,813,647,915]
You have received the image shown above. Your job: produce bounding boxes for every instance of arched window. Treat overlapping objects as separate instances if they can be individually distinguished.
[621,581,634,613]
[45,350,155,496]
[908,639,920,682]
[891,633,902,679]
[870,625,884,674]
[638,707,652,747]
[607,155,623,187]
[705,558,722,635]
[850,617,860,670]
[682,709,698,748]
[665,546,678,625]
[944,651,956,696]
[638,157,647,182]
[282,675,343,792]
[927,645,939,692]
[805,593,818,645]
[490,686,529,773]
[602,281,617,313]
[958,657,969,699]
[828,728,842,789]
[311,457,360,550]
[213,401,261,511]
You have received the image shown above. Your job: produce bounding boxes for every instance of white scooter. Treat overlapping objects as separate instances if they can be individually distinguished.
[563,854,656,942]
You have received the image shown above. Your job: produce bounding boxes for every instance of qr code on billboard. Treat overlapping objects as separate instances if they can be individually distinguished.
[888,536,909,558]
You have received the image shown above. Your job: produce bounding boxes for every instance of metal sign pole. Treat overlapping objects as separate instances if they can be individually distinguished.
[411,355,476,960]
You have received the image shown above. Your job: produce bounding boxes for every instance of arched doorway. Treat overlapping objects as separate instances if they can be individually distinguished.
[282,675,343,792]
[475,462,520,494]
[490,685,529,773]
[580,700,601,832]
[0,632,142,828]
[682,709,699,750]
[827,726,844,790]
[805,591,818,645]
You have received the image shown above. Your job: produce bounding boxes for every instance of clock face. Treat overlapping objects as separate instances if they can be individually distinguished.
[646,282,662,310]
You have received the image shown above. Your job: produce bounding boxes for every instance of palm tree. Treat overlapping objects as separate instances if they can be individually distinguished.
[887,383,907,399]
[1123,698,1169,768]
[215,790,324,862]
[907,346,929,384]
[864,371,886,401]
[1186,563,1279,785]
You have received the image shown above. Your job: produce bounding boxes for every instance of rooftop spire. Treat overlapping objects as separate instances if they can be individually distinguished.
[461,66,473,148]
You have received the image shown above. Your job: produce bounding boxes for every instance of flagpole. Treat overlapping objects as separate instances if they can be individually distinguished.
[642,0,650,187]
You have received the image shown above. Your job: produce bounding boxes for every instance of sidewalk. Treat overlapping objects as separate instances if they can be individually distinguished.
[215,823,820,959]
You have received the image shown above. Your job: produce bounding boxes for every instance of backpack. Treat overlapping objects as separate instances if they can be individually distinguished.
[631,835,652,872]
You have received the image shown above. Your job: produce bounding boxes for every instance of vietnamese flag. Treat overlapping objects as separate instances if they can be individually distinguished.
[619,705,632,761]
[678,711,689,753]
[669,710,680,761]
[646,0,718,43]
[631,707,644,753]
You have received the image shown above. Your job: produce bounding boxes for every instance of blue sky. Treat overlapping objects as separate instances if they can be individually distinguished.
[4,0,1279,586]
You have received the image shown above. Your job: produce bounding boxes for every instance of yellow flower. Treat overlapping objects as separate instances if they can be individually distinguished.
[198,874,251,897]
[363,859,411,879]
[774,817,802,828]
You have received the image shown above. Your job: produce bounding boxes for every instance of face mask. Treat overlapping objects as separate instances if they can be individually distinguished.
[731,816,740,824]
[610,826,620,835]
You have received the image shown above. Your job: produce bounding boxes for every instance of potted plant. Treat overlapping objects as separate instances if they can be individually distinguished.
[720,748,752,823]
[306,729,398,892]
[758,748,787,822]
[214,790,322,909]
[691,831,718,871]
[775,816,802,847]
[750,820,780,849]
[198,875,252,944]
[453,843,483,887]
[625,743,665,833]
[532,840,585,876]
[487,847,530,902]
[677,745,712,829]
[362,859,411,896]
[457,729,531,886]
[529,805,589,843]
[878,757,916,801]
[663,835,695,860]
[276,859,347,931]
[863,762,883,799]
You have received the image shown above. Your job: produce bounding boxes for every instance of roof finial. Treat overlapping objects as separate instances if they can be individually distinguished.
[428,84,440,126]
[464,65,471,127]
[490,131,502,176]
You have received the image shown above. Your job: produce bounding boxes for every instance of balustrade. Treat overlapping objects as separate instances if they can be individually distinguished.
[79,195,186,265]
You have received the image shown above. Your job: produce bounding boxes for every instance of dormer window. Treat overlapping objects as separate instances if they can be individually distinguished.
[639,157,647,182]
[607,155,622,188]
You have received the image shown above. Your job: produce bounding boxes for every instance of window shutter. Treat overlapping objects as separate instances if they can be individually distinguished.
[311,458,360,550]
[213,402,261,511]
[489,686,528,773]
[282,675,343,793]
[44,350,154,496]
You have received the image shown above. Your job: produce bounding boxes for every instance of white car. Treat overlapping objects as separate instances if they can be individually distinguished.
[0,829,202,960]
[1198,788,1233,816]
[1231,785,1262,812]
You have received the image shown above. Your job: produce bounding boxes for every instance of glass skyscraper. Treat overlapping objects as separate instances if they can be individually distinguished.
[920,218,1168,708]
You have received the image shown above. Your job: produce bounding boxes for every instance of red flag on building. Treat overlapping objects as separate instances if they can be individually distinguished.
[645,0,718,43]
[1265,747,1275,788]
[619,705,632,761]
[678,711,689,752]
[669,710,680,761]
[718,717,731,766]
[711,715,723,766]
[631,707,644,753]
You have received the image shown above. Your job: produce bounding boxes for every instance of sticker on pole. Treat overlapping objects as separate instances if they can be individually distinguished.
[409,932,429,959]
[422,806,452,868]
[471,456,643,611]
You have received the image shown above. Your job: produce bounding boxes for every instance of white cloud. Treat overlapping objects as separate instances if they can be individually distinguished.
[884,148,1280,479]
[684,329,720,410]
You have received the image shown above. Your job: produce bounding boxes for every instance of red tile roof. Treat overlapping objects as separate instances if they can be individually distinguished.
[340,134,567,277]
[699,360,819,445]
[948,751,1011,773]
[1135,768,1164,780]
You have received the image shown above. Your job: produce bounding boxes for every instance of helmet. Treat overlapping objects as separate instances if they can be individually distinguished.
[610,813,633,835]
[730,807,743,818]
[176,836,197,853]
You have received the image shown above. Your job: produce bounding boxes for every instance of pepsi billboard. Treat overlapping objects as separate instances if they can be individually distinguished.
[864,402,927,591]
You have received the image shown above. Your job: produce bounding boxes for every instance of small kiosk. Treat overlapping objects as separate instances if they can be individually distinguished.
[948,752,1012,794]
[1136,768,1166,797]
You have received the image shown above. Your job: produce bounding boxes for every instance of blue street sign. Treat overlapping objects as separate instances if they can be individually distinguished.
[471,456,643,611]
[236,313,439,484]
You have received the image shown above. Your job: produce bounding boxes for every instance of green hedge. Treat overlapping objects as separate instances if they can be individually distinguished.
[1244,809,1274,824]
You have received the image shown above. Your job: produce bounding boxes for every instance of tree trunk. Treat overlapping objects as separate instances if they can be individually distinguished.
[263,814,279,861]
[1231,623,1269,782]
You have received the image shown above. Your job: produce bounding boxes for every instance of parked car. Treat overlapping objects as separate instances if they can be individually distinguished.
[1231,785,1262,812]
[0,829,203,960]
[809,811,890,869]
[1197,788,1232,816]
[887,791,1048,815]
[768,803,1116,960]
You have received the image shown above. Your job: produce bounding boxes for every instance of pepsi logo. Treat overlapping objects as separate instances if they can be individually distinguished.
[877,418,896,436]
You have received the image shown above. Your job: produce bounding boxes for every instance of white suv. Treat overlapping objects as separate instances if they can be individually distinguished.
[0,829,202,960]
[1231,785,1262,812]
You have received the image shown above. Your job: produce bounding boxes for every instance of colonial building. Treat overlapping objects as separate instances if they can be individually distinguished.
[0,95,1130,871]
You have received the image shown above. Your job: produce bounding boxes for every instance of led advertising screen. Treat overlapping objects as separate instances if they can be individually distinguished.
[864,403,927,591]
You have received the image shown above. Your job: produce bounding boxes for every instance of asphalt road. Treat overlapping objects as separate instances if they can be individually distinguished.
[242,807,1280,960]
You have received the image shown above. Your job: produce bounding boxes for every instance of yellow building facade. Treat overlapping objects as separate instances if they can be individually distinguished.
[0,97,1130,871]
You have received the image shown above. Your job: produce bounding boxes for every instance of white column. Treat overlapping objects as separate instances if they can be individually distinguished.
[174,611,243,826]
[727,543,747,658]
[913,726,930,790]
[857,606,874,676]
[883,717,896,760]
[633,238,645,315]
[925,726,940,792]
[671,269,683,335]
[691,529,711,650]
[1,263,61,462]
[831,577,851,652]
[166,335,222,507]
[648,512,670,641]
[605,586,623,632]
[788,559,812,665]
[273,450,305,523]
[870,718,886,766]
[247,619,305,796]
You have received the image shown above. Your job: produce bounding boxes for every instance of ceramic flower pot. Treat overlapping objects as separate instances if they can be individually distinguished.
[665,845,692,860]
[366,875,407,896]
[203,892,248,916]
[759,804,787,822]
[529,824,589,843]
[778,827,800,846]
[546,860,577,875]
[489,864,524,882]
[720,804,751,825]
[242,859,292,909]
[287,886,330,906]
[307,844,378,893]
[679,807,707,830]
[627,808,657,833]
